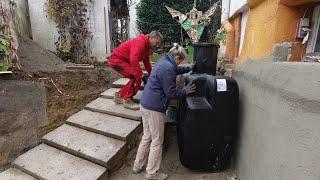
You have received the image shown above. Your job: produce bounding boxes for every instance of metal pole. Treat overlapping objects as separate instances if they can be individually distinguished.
[180,26,183,45]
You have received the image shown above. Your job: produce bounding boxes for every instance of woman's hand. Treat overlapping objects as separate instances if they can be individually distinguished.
[184,82,196,95]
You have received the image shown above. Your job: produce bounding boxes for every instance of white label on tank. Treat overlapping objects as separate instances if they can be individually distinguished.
[216,79,227,92]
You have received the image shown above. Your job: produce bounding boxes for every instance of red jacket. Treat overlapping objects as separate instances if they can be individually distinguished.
[109,34,152,76]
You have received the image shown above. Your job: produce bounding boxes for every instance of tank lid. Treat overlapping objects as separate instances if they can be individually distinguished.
[192,42,220,47]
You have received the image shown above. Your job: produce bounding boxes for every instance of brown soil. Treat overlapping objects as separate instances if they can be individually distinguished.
[12,37,120,136]
[37,68,120,137]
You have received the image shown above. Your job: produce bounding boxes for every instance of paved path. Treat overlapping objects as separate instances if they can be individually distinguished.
[110,125,234,180]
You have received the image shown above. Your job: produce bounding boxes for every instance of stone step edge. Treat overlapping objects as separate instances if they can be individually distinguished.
[42,136,127,170]
[66,120,142,142]
[100,94,140,103]
[0,168,38,180]
[112,84,144,90]
[85,106,142,122]
[111,79,144,90]
[100,89,141,103]
[12,160,109,180]
[11,164,43,180]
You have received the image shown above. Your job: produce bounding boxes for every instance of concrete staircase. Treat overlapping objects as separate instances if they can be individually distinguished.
[112,78,144,90]
[0,78,143,180]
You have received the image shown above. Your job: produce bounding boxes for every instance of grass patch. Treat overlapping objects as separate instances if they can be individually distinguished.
[185,46,194,64]
[151,53,163,62]
[151,45,194,64]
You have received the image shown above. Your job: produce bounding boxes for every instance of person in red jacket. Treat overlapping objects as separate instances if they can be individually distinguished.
[107,31,163,110]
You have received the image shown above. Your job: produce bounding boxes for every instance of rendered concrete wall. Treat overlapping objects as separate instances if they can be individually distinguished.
[0,81,48,170]
[233,60,320,180]
[28,0,111,62]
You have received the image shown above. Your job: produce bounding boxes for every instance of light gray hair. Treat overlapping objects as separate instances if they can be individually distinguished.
[169,43,187,60]
[149,31,164,41]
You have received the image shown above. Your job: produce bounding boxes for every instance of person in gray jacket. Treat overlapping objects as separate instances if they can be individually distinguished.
[133,44,196,180]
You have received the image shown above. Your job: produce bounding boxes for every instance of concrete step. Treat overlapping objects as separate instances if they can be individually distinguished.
[0,168,36,180]
[224,63,235,70]
[140,62,155,70]
[13,144,108,180]
[224,68,233,77]
[112,78,144,90]
[85,98,142,121]
[101,88,142,102]
[0,71,13,75]
[66,64,95,70]
[66,110,141,142]
[42,124,126,169]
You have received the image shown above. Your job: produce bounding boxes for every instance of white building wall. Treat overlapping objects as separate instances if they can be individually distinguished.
[229,0,247,17]
[128,0,140,39]
[28,0,58,52]
[28,0,111,62]
[221,0,249,58]
[221,0,230,22]
[239,9,249,56]
[91,0,111,61]
[15,0,31,37]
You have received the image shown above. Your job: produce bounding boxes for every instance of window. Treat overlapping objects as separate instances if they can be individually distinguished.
[239,8,249,56]
[307,5,320,53]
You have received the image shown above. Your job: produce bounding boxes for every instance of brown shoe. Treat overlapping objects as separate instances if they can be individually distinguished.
[113,92,122,104]
[132,166,145,174]
[123,99,140,110]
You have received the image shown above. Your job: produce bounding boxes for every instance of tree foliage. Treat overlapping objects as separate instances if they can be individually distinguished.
[136,0,221,44]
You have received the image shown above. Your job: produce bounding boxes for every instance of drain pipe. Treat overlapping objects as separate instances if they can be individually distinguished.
[221,0,235,62]
[25,0,33,39]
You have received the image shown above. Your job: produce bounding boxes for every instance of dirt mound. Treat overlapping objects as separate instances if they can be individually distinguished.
[38,69,120,136]
[17,37,66,73]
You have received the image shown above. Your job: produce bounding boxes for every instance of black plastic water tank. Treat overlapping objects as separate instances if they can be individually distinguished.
[192,43,219,75]
[177,74,239,172]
